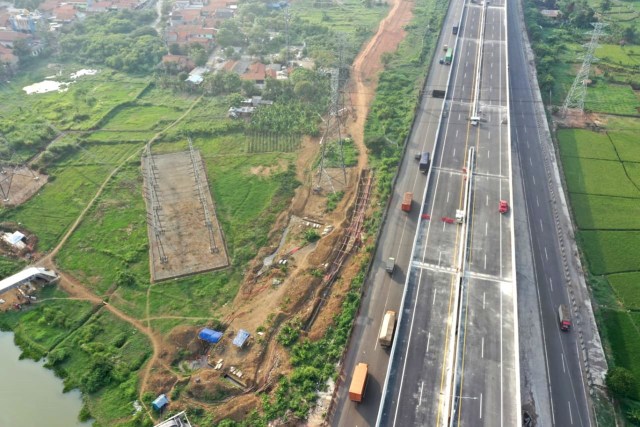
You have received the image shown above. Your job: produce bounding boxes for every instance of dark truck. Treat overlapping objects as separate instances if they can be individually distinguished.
[453,25,459,35]
[419,152,431,173]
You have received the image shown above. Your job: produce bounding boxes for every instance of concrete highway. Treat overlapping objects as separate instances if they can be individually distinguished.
[330,0,467,425]
[373,0,519,423]
[507,0,593,423]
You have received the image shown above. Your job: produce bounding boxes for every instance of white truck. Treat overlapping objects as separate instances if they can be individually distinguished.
[385,257,395,274]
[378,310,397,347]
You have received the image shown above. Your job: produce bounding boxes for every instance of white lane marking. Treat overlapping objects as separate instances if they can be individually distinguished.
[459,113,462,121]
[483,292,486,310]
[487,150,490,159]
[524,126,527,134]
[562,352,566,373]
[432,288,438,306]
[419,381,424,405]
[484,254,487,269]
[536,195,539,206]
[485,222,488,236]
[447,191,450,203]
[462,85,465,92]
[453,148,457,157]
[426,331,431,353]
[540,218,544,232]
[549,277,553,291]
[481,337,485,358]
[464,72,467,79]
[568,401,573,424]
[488,131,491,140]
[529,157,533,166]
[480,393,483,419]
[490,73,493,80]
[544,247,548,260]
[486,194,489,206]
[438,251,443,266]
[456,129,459,138]
[443,221,447,231]
[532,175,536,185]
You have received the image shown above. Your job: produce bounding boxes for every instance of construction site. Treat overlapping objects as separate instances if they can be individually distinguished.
[142,138,229,282]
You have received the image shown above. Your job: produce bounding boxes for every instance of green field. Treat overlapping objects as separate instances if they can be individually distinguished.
[101,104,183,131]
[557,128,619,160]
[609,273,640,309]
[0,142,142,251]
[561,156,640,197]
[569,193,640,230]
[602,309,640,398]
[579,230,640,275]
[584,83,640,116]
[609,131,640,162]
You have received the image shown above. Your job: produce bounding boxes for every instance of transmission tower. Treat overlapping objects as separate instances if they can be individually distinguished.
[0,136,40,203]
[561,22,607,115]
[315,37,348,192]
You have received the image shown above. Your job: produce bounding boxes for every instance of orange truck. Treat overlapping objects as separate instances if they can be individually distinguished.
[349,362,369,402]
[401,192,413,212]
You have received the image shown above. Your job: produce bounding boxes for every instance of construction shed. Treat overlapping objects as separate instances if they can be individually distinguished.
[232,329,250,348]
[152,394,169,412]
[198,328,222,344]
[0,267,57,296]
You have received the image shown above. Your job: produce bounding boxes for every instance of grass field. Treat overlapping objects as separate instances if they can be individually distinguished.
[557,128,619,160]
[609,273,640,310]
[569,193,640,230]
[561,156,640,197]
[609,131,640,162]
[584,82,639,116]
[579,230,640,275]
[101,104,183,131]
[602,309,640,399]
[596,44,640,67]
[0,142,143,251]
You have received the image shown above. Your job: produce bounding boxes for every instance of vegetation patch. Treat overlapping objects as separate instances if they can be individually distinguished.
[602,309,640,399]
[101,104,183,131]
[561,156,640,197]
[609,273,640,310]
[609,131,640,162]
[570,193,640,230]
[579,230,640,275]
[584,82,639,116]
[557,129,618,160]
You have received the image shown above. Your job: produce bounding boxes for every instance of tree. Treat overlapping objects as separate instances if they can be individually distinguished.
[606,366,637,398]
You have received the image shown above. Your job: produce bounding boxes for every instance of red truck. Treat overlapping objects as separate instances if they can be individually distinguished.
[558,304,571,331]
[402,192,413,212]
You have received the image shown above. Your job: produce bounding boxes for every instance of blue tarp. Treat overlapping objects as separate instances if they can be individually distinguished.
[152,394,169,411]
[198,328,222,344]
[232,329,250,347]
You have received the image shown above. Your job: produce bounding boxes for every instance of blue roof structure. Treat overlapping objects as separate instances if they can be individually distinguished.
[232,329,250,347]
[198,328,222,344]
[152,394,169,411]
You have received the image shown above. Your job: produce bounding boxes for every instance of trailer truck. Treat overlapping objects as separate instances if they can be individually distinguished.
[401,192,413,212]
[558,304,571,331]
[378,310,397,347]
[349,362,369,402]
[445,48,453,65]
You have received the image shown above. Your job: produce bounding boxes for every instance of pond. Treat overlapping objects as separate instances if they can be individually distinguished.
[0,330,90,426]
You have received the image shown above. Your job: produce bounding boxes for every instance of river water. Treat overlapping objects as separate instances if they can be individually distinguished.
[0,331,90,426]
